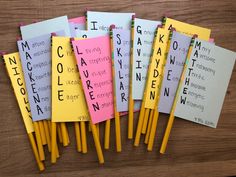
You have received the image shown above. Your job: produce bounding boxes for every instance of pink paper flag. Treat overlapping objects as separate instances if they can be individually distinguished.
[72,36,114,124]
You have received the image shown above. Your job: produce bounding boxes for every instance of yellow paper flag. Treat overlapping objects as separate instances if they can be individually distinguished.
[144,28,170,109]
[51,36,89,122]
[3,52,34,133]
[163,17,211,40]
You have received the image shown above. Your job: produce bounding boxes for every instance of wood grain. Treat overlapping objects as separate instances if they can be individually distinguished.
[0,0,236,176]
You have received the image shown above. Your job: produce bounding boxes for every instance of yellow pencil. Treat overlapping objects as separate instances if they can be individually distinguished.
[114,111,121,152]
[90,123,104,164]
[60,122,69,146]
[33,122,45,161]
[65,123,70,144]
[28,133,45,171]
[146,90,160,151]
[84,119,104,163]
[48,121,59,158]
[80,121,87,153]
[51,122,57,163]
[110,25,122,152]
[128,15,136,139]
[43,120,51,152]
[134,100,146,146]
[74,122,82,152]
[160,35,196,154]
[38,121,47,145]
[128,99,134,139]
[141,109,150,134]
[147,108,159,151]
[88,122,91,132]
[47,120,51,136]
[55,140,60,159]
[96,123,100,139]
[160,112,174,154]
[104,119,110,149]
[48,121,59,157]
[144,109,154,144]
[57,123,63,144]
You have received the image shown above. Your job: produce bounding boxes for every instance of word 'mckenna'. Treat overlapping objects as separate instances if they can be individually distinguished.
[20,41,43,115]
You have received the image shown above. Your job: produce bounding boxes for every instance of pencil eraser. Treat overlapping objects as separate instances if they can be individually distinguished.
[209,38,214,43]
[51,32,56,36]
[0,51,6,56]
[16,36,22,41]
[163,12,170,18]
[132,15,136,20]
[110,24,116,30]
[18,22,24,27]
[70,37,75,43]
[193,34,198,38]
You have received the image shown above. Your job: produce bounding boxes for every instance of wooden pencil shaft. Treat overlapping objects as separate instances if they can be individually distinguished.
[38,121,47,145]
[134,101,146,146]
[96,124,100,139]
[128,98,134,139]
[141,109,151,134]
[115,112,122,152]
[57,124,63,143]
[81,121,87,153]
[28,133,45,171]
[160,114,175,154]
[74,122,82,152]
[91,123,104,164]
[33,122,45,161]
[60,122,69,146]
[110,27,122,151]
[128,17,135,140]
[43,120,51,152]
[144,109,154,144]
[147,110,159,151]
[104,120,110,150]
[88,122,91,132]
[51,122,57,163]
[47,120,52,136]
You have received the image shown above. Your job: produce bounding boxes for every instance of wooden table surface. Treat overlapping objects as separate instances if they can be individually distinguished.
[0,0,235,176]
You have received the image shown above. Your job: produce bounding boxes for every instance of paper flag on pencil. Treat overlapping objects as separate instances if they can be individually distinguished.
[51,36,89,122]
[111,28,130,112]
[72,36,114,124]
[17,32,63,121]
[3,52,34,133]
[20,16,71,39]
[143,27,170,109]
[87,11,134,32]
[110,28,141,113]
[132,18,162,100]
[163,17,211,40]
[174,38,236,128]
[69,16,86,37]
[158,31,192,113]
